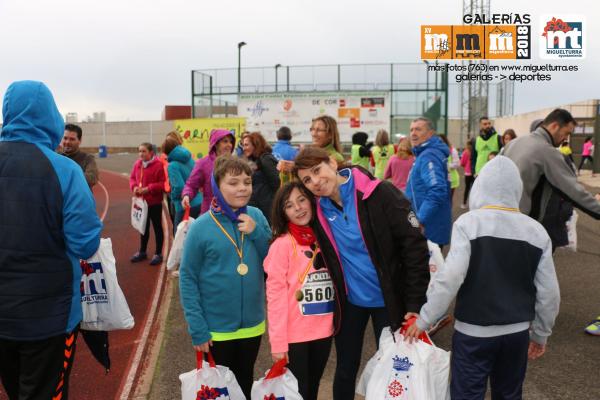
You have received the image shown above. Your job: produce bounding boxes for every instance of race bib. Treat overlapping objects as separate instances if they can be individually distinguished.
[298,271,335,316]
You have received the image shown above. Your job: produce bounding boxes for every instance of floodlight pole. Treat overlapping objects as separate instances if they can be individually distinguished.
[275,63,282,92]
[238,41,246,94]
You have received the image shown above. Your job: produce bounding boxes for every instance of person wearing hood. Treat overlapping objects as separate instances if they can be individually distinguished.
[129,143,166,265]
[405,155,561,400]
[350,131,372,169]
[405,117,452,246]
[181,129,235,214]
[162,137,203,233]
[0,81,102,399]
[470,116,503,176]
[179,155,271,398]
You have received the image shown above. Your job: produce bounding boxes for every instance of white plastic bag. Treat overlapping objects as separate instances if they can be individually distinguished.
[131,196,148,234]
[364,325,450,400]
[80,238,135,331]
[565,211,578,252]
[167,209,195,270]
[180,351,246,400]
[356,327,394,396]
[251,358,302,400]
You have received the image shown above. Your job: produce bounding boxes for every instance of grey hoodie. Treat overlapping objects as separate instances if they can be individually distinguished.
[416,156,560,345]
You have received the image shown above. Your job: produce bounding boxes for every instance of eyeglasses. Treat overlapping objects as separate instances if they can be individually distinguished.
[310,128,328,133]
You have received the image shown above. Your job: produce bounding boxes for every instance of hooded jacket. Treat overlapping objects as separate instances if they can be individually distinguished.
[182,129,235,214]
[248,152,280,223]
[312,167,430,334]
[129,156,165,206]
[0,81,103,340]
[503,126,600,221]
[416,156,560,345]
[167,145,202,214]
[405,135,452,245]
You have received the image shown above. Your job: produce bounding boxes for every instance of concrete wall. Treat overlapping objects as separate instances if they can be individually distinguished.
[77,121,174,152]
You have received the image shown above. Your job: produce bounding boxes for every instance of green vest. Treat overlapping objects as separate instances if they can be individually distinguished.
[373,144,395,179]
[351,144,371,169]
[325,143,344,164]
[448,157,460,189]
[475,133,500,174]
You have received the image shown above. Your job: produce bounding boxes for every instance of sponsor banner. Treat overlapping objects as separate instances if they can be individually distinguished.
[539,15,585,59]
[173,118,246,160]
[237,92,390,142]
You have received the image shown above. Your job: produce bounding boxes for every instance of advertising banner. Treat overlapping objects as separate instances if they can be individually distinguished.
[173,118,246,159]
[237,92,390,142]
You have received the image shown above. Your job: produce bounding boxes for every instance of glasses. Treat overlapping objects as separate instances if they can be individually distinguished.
[310,128,328,133]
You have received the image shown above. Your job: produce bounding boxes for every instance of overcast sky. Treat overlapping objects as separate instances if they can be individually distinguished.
[1,0,598,121]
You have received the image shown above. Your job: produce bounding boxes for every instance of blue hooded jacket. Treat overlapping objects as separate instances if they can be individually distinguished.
[272,139,298,161]
[405,135,452,245]
[167,145,202,214]
[0,81,103,340]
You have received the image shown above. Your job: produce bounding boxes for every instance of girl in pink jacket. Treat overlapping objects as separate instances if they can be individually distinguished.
[264,182,334,400]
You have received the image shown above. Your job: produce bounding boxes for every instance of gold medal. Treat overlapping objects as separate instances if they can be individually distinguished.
[237,263,249,276]
[295,290,304,302]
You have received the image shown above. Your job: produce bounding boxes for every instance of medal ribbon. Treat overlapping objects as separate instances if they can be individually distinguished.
[481,205,520,212]
[209,211,244,262]
[289,234,319,285]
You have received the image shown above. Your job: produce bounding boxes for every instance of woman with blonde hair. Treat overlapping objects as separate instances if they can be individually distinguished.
[384,137,414,192]
[310,115,344,165]
[371,129,395,179]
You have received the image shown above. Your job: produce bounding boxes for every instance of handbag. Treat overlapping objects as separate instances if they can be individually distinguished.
[251,358,302,400]
[180,351,246,400]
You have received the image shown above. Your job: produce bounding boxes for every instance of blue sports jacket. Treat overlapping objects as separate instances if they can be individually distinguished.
[0,81,103,340]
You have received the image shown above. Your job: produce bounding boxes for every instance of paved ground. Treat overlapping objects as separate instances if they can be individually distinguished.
[107,145,595,400]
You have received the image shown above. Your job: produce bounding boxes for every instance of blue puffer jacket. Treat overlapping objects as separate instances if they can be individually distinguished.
[406,135,452,245]
[167,145,202,214]
[0,81,103,340]
[272,140,298,161]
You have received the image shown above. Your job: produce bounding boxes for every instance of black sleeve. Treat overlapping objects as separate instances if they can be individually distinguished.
[378,182,430,312]
[258,154,281,191]
[471,137,477,174]
[358,145,372,158]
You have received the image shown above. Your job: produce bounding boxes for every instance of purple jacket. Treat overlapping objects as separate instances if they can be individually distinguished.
[182,129,236,213]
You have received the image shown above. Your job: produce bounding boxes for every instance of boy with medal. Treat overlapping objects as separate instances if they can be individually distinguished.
[179,155,271,398]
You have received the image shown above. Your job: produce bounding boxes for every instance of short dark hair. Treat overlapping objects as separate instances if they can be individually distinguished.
[270,182,316,241]
[503,129,516,140]
[65,124,82,140]
[542,109,577,128]
[479,116,490,122]
[139,142,154,152]
[213,155,252,186]
[276,126,292,141]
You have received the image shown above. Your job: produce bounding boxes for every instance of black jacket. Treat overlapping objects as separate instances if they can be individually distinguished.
[249,152,280,223]
[311,167,430,334]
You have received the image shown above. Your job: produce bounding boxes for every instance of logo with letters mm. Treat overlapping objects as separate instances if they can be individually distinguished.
[421,25,452,60]
[453,26,484,59]
[540,15,584,59]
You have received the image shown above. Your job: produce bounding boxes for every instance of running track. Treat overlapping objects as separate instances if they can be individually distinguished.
[0,169,167,400]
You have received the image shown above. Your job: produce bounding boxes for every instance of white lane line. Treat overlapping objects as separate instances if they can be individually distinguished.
[97,181,110,222]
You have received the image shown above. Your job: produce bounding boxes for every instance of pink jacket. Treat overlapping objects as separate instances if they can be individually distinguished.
[384,156,414,191]
[264,235,334,353]
[182,129,236,214]
[460,149,472,176]
[129,157,165,206]
[582,141,594,156]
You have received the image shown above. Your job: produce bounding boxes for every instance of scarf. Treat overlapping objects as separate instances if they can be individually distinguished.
[210,174,247,222]
[288,222,316,246]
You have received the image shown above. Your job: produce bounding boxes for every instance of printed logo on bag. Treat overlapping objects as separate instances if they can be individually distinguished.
[384,356,414,399]
[196,385,229,400]
[132,202,144,221]
[392,356,413,372]
[263,394,284,400]
[80,260,108,304]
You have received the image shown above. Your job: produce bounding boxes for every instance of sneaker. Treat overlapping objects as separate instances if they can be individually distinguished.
[149,254,163,266]
[427,314,453,337]
[584,316,600,336]
[130,251,147,263]
[460,203,467,209]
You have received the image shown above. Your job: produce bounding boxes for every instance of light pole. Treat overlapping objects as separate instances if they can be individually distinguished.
[275,63,282,92]
[238,41,246,94]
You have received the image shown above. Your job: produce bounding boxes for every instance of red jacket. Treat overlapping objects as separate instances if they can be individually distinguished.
[129,157,165,206]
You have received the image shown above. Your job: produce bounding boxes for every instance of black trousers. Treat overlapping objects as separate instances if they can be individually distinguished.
[288,337,332,400]
[140,203,163,255]
[451,329,529,400]
[578,155,594,171]
[210,335,261,399]
[333,302,390,400]
[0,328,78,400]
[463,174,475,205]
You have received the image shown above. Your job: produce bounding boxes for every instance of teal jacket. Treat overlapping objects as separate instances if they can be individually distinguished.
[167,145,202,214]
[179,206,271,345]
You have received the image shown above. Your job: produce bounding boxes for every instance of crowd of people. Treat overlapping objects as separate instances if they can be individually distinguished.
[1,79,600,399]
